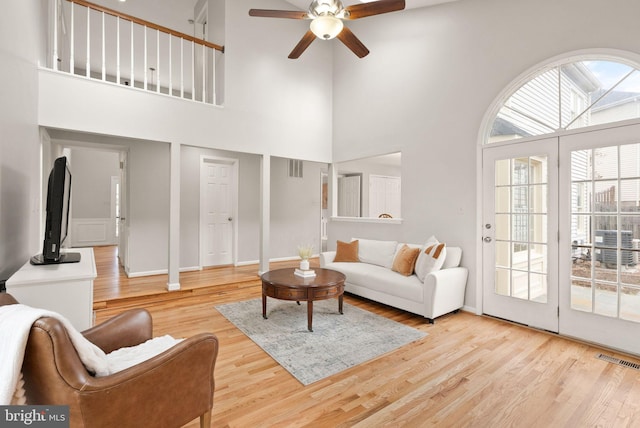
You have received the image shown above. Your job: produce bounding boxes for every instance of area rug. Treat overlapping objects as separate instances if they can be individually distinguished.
[215,298,427,385]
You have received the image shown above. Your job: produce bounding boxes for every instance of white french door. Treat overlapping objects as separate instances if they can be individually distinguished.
[559,123,640,355]
[482,137,559,332]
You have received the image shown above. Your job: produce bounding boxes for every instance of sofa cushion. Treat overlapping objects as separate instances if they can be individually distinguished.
[415,237,447,281]
[334,240,359,262]
[356,238,398,268]
[392,244,420,276]
[325,262,424,301]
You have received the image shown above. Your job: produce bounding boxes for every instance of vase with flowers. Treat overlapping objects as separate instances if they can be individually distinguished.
[295,244,315,277]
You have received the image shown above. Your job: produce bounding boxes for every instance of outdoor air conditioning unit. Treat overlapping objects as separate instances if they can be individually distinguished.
[594,230,635,266]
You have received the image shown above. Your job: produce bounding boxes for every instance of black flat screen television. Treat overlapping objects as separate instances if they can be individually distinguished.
[30,156,81,265]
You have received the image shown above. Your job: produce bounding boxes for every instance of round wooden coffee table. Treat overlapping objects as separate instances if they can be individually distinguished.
[261,268,346,332]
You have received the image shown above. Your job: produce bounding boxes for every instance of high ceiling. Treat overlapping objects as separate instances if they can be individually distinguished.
[285,0,459,11]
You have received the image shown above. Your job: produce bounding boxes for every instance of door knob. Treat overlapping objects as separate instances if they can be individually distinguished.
[483,236,492,243]
[228,217,233,221]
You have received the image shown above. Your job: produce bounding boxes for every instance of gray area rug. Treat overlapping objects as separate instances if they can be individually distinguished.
[215,298,427,385]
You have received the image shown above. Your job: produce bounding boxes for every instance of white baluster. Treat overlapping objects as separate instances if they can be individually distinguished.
[168,35,172,96]
[156,29,160,93]
[116,17,120,85]
[101,11,105,81]
[180,38,184,98]
[202,44,206,103]
[130,21,134,87]
[212,48,216,105]
[69,1,74,74]
[191,41,195,100]
[143,26,148,90]
[86,6,90,78]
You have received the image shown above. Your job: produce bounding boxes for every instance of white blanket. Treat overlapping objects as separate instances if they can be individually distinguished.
[0,304,184,406]
[105,335,183,373]
[0,304,109,405]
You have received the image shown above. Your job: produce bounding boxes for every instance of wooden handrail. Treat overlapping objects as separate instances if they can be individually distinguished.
[68,0,224,53]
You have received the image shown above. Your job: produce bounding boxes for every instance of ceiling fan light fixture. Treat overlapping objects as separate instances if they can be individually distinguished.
[310,15,344,40]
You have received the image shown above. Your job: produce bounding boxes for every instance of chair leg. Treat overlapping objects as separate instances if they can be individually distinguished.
[200,410,212,428]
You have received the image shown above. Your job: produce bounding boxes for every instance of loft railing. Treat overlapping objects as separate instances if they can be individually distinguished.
[50,0,224,105]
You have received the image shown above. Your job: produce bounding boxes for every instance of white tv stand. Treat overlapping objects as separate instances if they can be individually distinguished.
[6,247,96,330]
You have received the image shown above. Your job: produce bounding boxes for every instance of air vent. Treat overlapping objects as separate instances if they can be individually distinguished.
[596,353,640,370]
[288,159,303,178]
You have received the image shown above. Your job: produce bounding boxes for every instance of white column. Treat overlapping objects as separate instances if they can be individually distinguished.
[167,142,181,291]
[259,155,271,275]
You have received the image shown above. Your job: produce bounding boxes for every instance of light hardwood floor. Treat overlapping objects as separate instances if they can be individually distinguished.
[92,246,640,427]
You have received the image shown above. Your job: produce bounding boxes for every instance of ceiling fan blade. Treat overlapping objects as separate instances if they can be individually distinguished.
[336,27,369,58]
[249,9,309,19]
[343,0,405,20]
[289,30,316,59]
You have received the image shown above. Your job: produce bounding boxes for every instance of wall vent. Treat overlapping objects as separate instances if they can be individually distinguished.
[288,159,303,178]
[596,353,640,370]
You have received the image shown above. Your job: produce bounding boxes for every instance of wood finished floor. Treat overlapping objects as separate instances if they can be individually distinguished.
[92,246,640,427]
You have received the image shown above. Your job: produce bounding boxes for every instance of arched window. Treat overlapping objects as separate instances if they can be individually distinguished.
[488,59,640,144]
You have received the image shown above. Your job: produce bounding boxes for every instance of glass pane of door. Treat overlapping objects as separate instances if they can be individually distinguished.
[569,144,640,322]
[494,156,549,302]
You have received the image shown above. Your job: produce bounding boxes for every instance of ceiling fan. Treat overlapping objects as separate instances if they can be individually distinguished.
[249,0,406,59]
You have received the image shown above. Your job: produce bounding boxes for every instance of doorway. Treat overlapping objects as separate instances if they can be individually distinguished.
[199,156,237,268]
[483,124,640,354]
[482,137,559,332]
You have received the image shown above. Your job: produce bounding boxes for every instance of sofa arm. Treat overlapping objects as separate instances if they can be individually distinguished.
[424,267,469,319]
[320,251,336,267]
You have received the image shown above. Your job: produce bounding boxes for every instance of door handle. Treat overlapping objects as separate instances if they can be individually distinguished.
[483,236,492,243]
[228,217,233,221]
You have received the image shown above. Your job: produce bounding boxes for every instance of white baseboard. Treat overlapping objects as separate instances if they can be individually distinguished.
[461,305,478,315]
[127,269,167,278]
[166,282,181,291]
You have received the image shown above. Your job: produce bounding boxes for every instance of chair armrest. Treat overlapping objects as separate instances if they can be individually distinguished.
[424,267,469,319]
[77,333,219,427]
[82,309,153,353]
[320,251,336,267]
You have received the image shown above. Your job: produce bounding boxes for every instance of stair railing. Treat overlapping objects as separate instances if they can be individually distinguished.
[50,0,224,105]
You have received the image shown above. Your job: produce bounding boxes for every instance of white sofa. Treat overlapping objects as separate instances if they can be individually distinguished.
[320,239,468,323]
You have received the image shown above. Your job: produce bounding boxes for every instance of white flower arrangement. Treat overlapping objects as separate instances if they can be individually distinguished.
[297,244,313,260]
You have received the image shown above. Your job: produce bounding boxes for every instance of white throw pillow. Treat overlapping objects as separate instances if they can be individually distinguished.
[355,238,398,268]
[415,236,447,281]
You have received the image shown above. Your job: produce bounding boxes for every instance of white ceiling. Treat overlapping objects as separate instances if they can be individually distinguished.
[285,0,459,11]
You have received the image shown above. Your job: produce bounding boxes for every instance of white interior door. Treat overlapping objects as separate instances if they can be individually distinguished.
[483,137,559,332]
[200,158,235,267]
[369,175,401,218]
[559,123,640,355]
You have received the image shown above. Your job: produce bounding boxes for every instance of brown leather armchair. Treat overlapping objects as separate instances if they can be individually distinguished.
[0,293,218,428]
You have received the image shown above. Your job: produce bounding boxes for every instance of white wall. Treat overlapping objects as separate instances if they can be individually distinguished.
[330,0,640,311]
[0,0,46,281]
[270,157,326,260]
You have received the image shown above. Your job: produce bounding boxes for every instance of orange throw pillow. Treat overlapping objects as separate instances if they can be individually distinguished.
[334,240,359,262]
[392,244,420,276]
